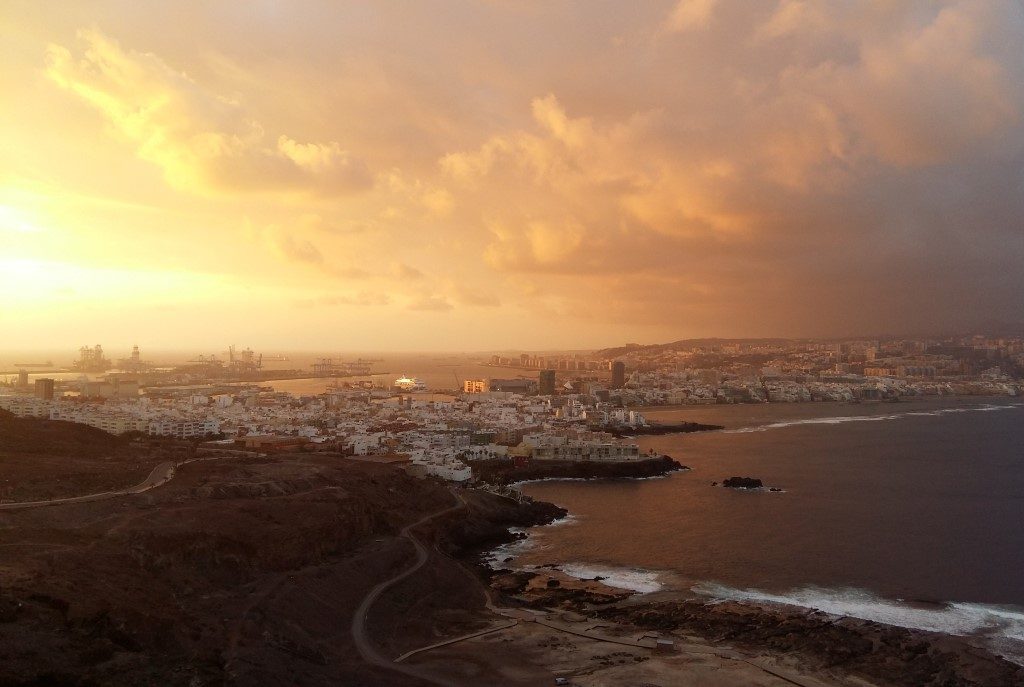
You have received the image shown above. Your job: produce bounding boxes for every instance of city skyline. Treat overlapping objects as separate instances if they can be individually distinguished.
[3,1,1023,350]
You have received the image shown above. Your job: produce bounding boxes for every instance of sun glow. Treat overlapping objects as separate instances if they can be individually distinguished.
[0,258,226,307]
[0,2,1021,349]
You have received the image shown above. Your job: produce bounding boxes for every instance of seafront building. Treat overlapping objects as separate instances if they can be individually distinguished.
[1,335,1021,481]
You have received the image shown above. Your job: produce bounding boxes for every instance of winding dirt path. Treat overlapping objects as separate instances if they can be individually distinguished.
[0,461,176,511]
[350,493,465,687]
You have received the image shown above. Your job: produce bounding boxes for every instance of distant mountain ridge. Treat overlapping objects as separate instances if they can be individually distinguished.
[595,323,1024,359]
[595,338,800,359]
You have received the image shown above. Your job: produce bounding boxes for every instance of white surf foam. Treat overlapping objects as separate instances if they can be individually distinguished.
[511,473,673,487]
[693,582,1024,663]
[482,518,663,593]
[483,514,579,568]
[542,513,579,527]
[556,563,664,593]
[483,527,533,568]
[724,402,1022,434]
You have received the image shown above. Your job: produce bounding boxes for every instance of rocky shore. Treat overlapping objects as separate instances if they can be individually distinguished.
[439,488,567,556]
[470,455,688,485]
[475,565,1019,687]
[596,598,1024,687]
[477,554,1024,687]
[605,420,723,437]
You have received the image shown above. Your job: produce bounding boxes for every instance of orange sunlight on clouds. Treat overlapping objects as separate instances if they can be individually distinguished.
[2,1,1022,349]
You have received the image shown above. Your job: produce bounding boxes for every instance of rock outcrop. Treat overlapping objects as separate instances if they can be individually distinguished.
[472,455,687,485]
[594,600,1024,687]
[721,476,763,489]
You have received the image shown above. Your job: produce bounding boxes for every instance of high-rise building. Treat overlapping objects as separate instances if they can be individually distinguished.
[17,369,28,388]
[538,369,556,395]
[114,379,140,397]
[34,378,54,400]
[611,361,626,389]
[463,379,487,394]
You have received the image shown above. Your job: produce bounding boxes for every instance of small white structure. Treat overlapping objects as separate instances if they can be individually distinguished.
[412,455,472,482]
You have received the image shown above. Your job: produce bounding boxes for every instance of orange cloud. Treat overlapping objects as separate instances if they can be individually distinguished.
[46,29,370,196]
[1,2,1020,348]
[664,0,719,33]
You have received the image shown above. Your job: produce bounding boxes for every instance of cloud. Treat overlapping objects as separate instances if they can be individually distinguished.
[420,187,454,216]
[407,295,453,311]
[296,292,391,307]
[297,213,377,236]
[484,219,588,272]
[267,226,370,279]
[271,230,323,266]
[391,262,425,280]
[453,286,500,307]
[754,1,828,41]
[834,3,1021,166]
[663,0,718,33]
[7,3,1023,344]
[432,1,1024,334]
[46,29,371,196]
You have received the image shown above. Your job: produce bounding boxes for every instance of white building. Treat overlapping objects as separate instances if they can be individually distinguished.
[146,417,220,438]
[413,456,472,482]
[530,442,641,462]
[0,395,50,418]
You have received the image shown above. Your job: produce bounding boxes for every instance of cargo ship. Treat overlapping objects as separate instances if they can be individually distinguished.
[393,376,427,392]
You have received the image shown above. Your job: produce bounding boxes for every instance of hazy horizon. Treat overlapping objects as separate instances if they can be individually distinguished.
[1,323,1019,364]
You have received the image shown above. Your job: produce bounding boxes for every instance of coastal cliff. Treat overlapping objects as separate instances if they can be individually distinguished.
[604,420,723,436]
[470,455,687,485]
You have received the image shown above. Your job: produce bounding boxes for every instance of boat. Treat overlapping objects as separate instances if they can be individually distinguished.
[394,375,427,392]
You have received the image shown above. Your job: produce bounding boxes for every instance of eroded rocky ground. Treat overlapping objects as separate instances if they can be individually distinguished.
[0,421,558,686]
[0,410,180,501]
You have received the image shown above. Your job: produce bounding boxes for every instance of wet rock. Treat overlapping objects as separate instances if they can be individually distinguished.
[592,600,1024,687]
[471,456,688,485]
[722,477,763,489]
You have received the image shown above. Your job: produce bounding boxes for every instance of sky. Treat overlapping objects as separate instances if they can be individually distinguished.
[2,0,1022,352]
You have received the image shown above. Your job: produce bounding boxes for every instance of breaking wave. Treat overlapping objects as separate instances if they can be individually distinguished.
[542,513,579,527]
[511,474,672,487]
[484,514,579,567]
[724,402,1022,433]
[483,527,533,568]
[693,582,1024,665]
[483,515,664,593]
[556,563,664,593]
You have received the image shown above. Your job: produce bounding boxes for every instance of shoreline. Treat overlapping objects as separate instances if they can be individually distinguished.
[631,394,1021,413]
[470,455,688,486]
[473,487,1024,679]
[472,518,1024,685]
[605,421,723,437]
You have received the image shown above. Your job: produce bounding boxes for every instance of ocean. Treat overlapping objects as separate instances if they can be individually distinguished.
[508,399,1024,662]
